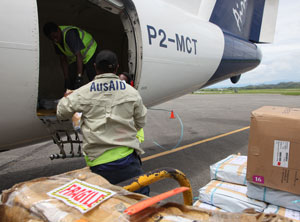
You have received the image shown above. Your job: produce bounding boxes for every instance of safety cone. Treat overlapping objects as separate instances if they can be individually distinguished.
[170,110,175,119]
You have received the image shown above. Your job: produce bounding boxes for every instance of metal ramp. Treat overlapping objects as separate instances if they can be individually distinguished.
[37,109,83,160]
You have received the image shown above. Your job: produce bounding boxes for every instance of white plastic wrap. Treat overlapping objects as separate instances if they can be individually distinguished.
[264,205,300,222]
[247,182,300,211]
[72,112,82,131]
[210,154,247,185]
[193,200,226,212]
[199,180,267,212]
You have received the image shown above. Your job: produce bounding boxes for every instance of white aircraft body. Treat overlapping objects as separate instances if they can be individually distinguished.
[0,0,279,151]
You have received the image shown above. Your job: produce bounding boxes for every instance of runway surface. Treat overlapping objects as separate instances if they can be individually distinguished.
[1,94,299,204]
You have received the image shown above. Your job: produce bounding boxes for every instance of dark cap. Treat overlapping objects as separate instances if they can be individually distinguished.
[43,22,59,37]
[95,50,118,72]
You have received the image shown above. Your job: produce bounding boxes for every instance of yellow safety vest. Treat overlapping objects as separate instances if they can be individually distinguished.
[84,129,145,167]
[55,26,97,64]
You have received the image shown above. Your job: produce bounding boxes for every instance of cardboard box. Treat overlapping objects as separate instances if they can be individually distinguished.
[247,106,300,195]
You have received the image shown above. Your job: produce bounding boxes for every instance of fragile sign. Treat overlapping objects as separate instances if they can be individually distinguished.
[47,179,116,213]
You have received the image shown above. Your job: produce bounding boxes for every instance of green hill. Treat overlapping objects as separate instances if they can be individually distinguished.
[195,82,300,95]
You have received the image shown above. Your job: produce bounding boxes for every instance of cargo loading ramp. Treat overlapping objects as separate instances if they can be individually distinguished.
[37,109,83,160]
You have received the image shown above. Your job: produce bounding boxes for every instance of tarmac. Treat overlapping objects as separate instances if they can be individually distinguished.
[1,93,299,204]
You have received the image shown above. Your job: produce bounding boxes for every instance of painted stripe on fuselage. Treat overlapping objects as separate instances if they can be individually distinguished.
[204,32,261,87]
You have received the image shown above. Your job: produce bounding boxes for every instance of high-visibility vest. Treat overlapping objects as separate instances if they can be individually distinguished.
[55,26,97,64]
[136,128,144,143]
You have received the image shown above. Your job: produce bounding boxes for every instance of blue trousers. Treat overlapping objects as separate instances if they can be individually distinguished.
[90,153,150,196]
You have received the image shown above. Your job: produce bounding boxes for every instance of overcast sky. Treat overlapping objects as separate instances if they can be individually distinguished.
[210,0,300,88]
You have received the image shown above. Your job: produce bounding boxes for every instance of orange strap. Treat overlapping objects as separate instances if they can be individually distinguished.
[124,187,190,216]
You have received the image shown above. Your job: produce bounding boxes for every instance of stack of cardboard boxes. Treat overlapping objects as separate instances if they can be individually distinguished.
[247,106,300,214]
[195,106,300,221]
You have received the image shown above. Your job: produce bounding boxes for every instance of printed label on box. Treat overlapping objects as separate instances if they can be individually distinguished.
[47,179,116,213]
[273,140,290,168]
[253,175,264,184]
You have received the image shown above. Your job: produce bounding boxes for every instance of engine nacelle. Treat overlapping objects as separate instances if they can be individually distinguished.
[231,75,241,84]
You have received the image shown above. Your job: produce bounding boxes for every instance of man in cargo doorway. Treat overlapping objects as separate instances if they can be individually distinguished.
[56,50,149,196]
[43,22,98,91]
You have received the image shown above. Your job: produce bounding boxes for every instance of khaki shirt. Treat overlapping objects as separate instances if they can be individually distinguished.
[57,73,147,160]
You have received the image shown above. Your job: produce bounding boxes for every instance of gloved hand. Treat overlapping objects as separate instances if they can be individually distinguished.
[64,89,73,97]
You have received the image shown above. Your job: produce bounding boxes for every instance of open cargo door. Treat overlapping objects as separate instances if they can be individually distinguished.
[36,0,142,156]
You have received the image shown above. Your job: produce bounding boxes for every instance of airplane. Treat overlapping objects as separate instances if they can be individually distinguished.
[0,0,279,153]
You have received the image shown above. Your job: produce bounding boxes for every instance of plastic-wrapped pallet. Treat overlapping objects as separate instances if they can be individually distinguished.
[264,205,300,222]
[247,182,300,211]
[199,180,267,212]
[210,154,247,185]
[193,200,226,212]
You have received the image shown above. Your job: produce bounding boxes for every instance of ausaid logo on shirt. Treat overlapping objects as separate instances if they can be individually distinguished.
[47,179,116,213]
[90,80,126,92]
